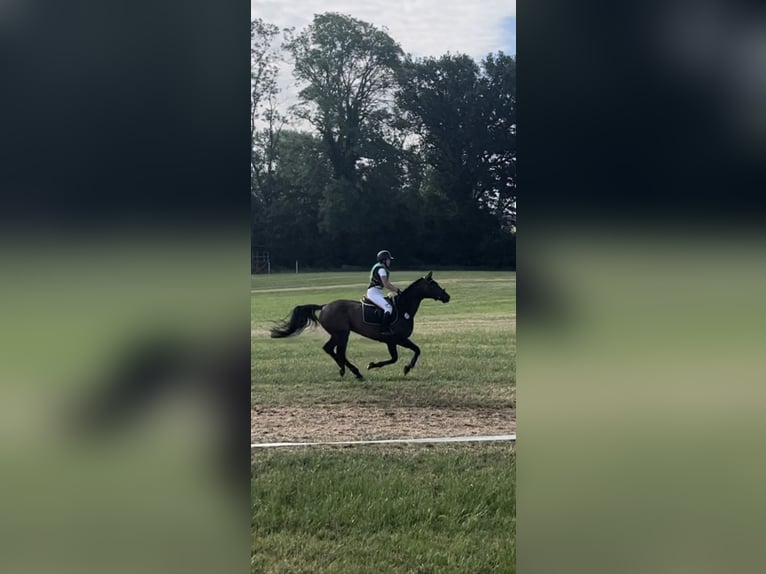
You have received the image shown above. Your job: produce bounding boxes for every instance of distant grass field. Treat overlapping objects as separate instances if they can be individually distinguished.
[252,443,516,574]
[251,270,515,408]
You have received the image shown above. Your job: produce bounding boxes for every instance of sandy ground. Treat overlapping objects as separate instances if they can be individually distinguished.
[251,405,515,443]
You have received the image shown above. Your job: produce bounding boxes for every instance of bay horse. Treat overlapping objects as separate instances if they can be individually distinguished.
[270,272,450,380]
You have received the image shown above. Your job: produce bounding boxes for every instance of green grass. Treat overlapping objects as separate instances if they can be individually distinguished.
[252,271,516,573]
[252,271,515,408]
[252,443,516,574]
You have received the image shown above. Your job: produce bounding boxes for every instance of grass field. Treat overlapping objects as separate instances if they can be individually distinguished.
[252,443,516,574]
[251,270,515,408]
[252,270,515,573]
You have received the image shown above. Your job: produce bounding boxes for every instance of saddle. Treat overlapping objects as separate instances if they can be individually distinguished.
[360,295,398,325]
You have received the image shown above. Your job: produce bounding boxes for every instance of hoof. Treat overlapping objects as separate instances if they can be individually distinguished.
[367,362,376,370]
[404,365,411,375]
[355,374,365,381]
[339,369,345,377]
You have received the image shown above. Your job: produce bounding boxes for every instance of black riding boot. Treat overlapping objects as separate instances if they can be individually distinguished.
[380,312,393,335]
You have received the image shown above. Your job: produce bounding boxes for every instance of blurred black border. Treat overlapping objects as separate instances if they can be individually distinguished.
[1,0,252,553]
[2,0,250,226]
[521,0,766,227]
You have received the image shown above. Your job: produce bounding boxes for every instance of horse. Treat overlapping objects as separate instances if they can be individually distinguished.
[269,272,450,380]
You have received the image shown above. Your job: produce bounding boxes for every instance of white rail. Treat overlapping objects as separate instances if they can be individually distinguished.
[252,434,516,448]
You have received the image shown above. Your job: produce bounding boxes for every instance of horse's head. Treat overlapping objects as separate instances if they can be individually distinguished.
[422,271,450,303]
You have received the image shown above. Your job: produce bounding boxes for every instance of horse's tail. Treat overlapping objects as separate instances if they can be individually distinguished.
[270,304,324,338]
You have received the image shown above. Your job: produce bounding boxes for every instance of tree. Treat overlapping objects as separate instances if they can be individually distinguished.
[250,15,515,269]
[254,131,332,268]
[251,18,290,264]
[250,18,283,186]
[478,52,516,232]
[396,52,516,265]
[284,13,403,185]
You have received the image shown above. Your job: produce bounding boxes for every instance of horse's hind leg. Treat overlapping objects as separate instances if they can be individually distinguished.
[323,334,345,376]
[335,330,364,381]
[368,342,399,370]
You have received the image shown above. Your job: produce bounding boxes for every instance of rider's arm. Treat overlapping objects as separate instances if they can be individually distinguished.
[380,272,401,294]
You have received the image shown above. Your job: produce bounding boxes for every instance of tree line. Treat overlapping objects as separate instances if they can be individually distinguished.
[251,13,515,271]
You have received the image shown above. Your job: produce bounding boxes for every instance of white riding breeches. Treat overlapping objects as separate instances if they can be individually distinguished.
[366,287,392,313]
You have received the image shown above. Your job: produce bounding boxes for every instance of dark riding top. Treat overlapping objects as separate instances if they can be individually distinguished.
[368,262,390,289]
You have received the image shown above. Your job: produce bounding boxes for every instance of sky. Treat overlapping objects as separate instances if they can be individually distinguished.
[251,0,516,61]
[251,0,515,130]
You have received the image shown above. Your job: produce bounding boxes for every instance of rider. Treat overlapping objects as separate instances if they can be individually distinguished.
[367,250,401,335]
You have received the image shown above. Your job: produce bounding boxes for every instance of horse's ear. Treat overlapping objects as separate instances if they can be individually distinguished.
[425,271,433,280]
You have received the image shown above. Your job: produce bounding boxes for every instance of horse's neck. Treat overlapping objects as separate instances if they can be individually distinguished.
[397,289,425,316]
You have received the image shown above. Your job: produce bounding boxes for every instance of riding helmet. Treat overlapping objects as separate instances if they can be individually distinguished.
[377,250,394,262]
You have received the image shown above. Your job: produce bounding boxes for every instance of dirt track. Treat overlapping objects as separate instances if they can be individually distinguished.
[251,405,515,443]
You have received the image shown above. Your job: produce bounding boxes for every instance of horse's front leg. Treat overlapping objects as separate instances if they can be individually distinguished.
[368,342,398,370]
[398,338,421,375]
